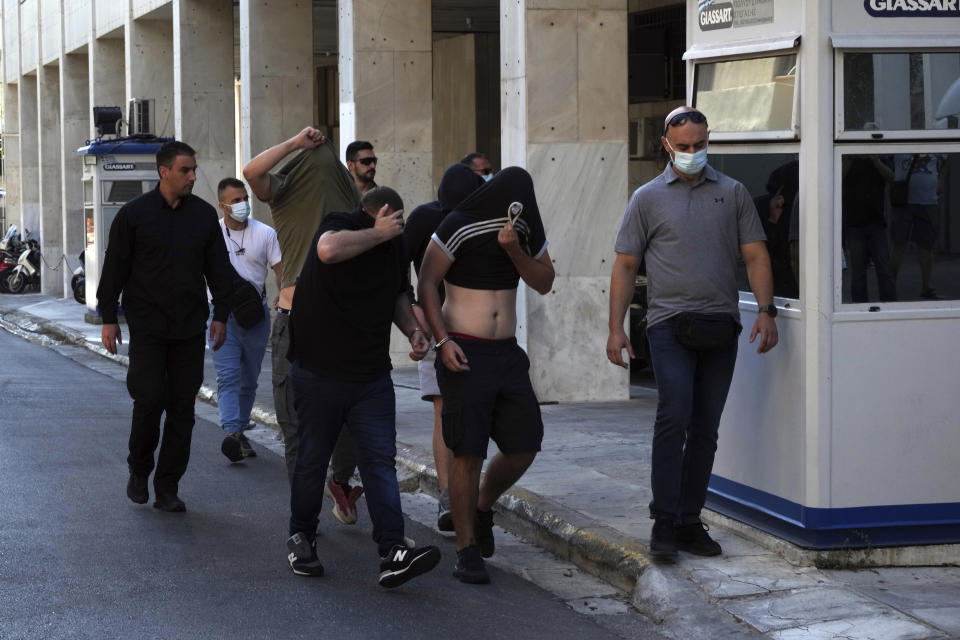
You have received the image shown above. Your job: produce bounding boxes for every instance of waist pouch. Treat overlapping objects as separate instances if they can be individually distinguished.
[672,312,740,350]
[232,279,265,329]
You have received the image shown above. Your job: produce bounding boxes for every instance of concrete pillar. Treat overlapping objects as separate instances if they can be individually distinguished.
[173,0,235,206]
[60,52,90,295]
[239,0,313,228]
[501,0,629,403]
[38,63,64,296]
[2,82,22,231]
[338,0,433,208]
[88,37,125,139]
[125,14,174,138]
[18,74,40,238]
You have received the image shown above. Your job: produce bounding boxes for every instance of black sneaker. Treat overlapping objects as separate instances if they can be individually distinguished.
[437,488,453,532]
[287,533,325,577]
[126,471,148,504]
[238,432,256,458]
[675,522,722,556]
[649,518,678,562]
[378,542,441,588]
[153,492,186,513]
[475,509,495,558]
[453,544,490,584]
[221,433,244,462]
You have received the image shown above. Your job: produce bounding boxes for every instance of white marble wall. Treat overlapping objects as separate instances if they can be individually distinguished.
[20,0,39,73]
[2,82,22,230]
[18,75,41,237]
[88,37,125,139]
[502,0,630,402]
[2,0,21,80]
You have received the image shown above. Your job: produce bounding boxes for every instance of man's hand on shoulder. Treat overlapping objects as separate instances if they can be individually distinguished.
[749,313,778,354]
[374,205,405,241]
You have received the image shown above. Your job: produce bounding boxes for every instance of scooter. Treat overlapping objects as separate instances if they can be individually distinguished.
[71,250,85,304]
[6,236,41,294]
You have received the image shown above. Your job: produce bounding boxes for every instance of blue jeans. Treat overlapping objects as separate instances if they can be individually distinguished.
[647,320,738,524]
[210,305,270,434]
[288,364,404,555]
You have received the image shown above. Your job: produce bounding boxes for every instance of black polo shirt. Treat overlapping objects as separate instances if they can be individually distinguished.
[97,187,233,339]
[288,207,406,381]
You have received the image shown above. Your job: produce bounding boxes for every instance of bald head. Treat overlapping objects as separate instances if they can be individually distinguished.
[663,106,708,136]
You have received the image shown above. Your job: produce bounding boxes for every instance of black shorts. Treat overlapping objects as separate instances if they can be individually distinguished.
[435,336,543,458]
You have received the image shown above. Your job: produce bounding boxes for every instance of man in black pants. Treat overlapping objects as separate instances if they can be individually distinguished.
[285,186,440,588]
[99,140,233,513]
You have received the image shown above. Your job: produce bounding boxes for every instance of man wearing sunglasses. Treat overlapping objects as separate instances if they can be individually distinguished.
[346,140,378,194]
[606,106,778,562]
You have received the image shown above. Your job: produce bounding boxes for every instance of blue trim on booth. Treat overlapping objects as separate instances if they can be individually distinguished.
[77,136,174,156]
[706,475,960,549]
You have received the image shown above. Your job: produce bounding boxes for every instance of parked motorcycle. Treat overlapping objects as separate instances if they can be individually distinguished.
[71,250,86,304]
[6,236,41,294]
[0,226,23,294]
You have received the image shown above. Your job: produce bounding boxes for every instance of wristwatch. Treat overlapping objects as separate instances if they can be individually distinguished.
[758,304,778,318]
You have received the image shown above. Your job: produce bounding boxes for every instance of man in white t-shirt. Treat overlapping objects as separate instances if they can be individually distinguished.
[213,177,282,462]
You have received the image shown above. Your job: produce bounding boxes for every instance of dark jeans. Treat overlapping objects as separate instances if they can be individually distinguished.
[847,224,896,302]
[647,320,738,524]
[126,331,205,494]
[271,312,357,482]
[288,364,404,555]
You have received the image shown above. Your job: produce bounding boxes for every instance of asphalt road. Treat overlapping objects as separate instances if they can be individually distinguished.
[0,327,652,640]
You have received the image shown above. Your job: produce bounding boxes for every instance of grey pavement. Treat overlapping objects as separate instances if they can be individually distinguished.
[2,293,959,640]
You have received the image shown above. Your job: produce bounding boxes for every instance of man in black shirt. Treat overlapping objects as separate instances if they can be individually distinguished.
[285,186,441,588]
[98,141,233,513]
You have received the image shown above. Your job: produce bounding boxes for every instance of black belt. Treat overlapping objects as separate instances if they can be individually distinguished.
[276,307,291,315]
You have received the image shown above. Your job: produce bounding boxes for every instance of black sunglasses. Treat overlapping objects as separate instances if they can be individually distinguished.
[358,157,378,166]
[664,111,707,133]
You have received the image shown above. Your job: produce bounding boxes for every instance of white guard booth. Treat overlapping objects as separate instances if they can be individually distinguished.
[76,138,169,323]
[688,0,960,548]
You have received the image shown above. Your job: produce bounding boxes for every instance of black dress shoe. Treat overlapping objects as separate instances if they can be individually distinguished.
[153,493,187,512]
[127,472,149,504]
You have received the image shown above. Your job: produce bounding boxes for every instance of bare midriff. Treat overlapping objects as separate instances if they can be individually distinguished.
[278,285,296,310]
[442,282,518,340]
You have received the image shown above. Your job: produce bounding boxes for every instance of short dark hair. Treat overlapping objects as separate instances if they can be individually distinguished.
[156,141,196,171]
[361,186,404,214]
[460,152,485,166]
[217,177,245,200]
[346,140,374,163]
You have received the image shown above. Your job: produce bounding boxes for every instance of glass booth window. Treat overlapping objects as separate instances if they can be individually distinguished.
[103,180,145,204]
[708,152,800,300]
[693,54,797,137]
[840,152,959,304]
[841,52,960,137]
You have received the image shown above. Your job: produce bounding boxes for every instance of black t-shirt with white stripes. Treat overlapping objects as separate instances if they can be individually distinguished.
[430,167,548,290]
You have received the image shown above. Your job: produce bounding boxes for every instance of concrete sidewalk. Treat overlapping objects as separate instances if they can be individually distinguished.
[2,293,959,640]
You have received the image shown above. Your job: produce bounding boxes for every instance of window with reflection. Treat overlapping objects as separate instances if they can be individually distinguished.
[840,152,960,304]
[693,54,798,135]
[708,153,800,300]
[842,51,960,135]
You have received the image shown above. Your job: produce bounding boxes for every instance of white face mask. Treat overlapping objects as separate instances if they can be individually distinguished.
[227,201,250,223]
[665,139,708,175]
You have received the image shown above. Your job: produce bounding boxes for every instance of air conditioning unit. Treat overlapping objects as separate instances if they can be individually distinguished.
[128,98,155,136]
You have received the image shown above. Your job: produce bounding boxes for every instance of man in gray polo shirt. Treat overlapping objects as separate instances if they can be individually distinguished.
[606,106,779,561]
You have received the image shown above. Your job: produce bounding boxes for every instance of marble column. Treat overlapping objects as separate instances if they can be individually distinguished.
[239,0,313,228]
[38,63,64,296]
[338,0,433,208]
[173,0,235,206]
[502,0,629,402]
[125,13,174,138]
[18,74,40,239]
[60,52,89,295]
